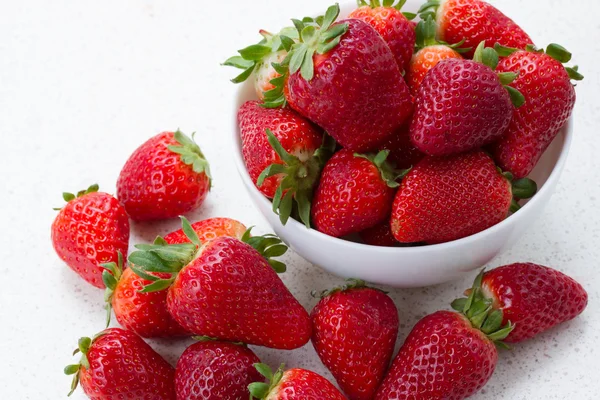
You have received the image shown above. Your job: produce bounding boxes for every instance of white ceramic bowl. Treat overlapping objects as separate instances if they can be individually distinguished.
[231,1,574,288]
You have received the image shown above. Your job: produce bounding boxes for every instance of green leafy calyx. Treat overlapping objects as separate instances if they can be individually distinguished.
[500,169,537,213]
[315,278,369,298]
[241,227,289,273]
[64,332,107,397]
[418,0,441,21]
[354,150,410,188]
[358,0,413,18]
[248,363,285,399]
[415,16,470,53]
[55,184,99,210]
[100,251,125,327]
[167,130,212,187]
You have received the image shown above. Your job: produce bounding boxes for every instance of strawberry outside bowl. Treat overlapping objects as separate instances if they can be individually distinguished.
[231,0,574,288]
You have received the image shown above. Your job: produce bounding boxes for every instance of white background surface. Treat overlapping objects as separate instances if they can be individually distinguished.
[0,0,598,398]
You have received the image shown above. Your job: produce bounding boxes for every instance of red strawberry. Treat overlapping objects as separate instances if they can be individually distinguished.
[490,44,583,178]
[175,340,262,400]
[359,220,399,247]
[117,130,211,221]
[348,0,417,73]
[164,217,247,244]
[51,184,129,289]
[453,263,588,343]
[419,0,533,58]
[249,364,346,400]
[375,310,507,400]
[129,217,311,350]
[391,151,537,244]
[312,149,407,238]
[311,280,399,400]
[410,43,523,156]
[268,4,412,152]
[64,328,175,399]
[380,123,425,170]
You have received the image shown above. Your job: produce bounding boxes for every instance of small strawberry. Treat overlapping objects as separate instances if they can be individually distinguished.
[311,280,399,400]
[51,184,129,289]
[249,364,346,400]
[410,42,524,156]
[175,339,262,400]
[452,263,588,343]
[359,220,399,247]
[312,149,408,238]
[268,4,413,152]
[490,44,583,178]
[164,217,247,244]
[391,151,537,244]
[64,328,175,399]
[348,0,417,73]
[419,0,533,58]
[380,123,425,170]
[375,310,510,399]
[129,217,311,350]
[117,130,211,221]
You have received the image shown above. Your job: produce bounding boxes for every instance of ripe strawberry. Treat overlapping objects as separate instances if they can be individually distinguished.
[269,4,413,152]
[129,217,311,350]
[348,0,417,73]
[311,280,399,400]
[419,0,533,58]
[64,328,175,399]
[359,220,399,247]
[410,43,523,156]
[380,123,425,170]
[312,149,408,238]
[51,184,129,289]
[453,263,588,343]
[117,130,211,221]
[375,310,508,399]
[175,340,262,400]
[249,364,346,400]
[164,217,247,244]
[391,151,537,244]
[490,44,583,178]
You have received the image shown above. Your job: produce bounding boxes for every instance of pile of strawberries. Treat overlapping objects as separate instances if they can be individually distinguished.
[230,0,582,246]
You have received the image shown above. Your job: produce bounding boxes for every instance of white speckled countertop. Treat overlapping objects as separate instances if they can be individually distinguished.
[1,0,598,398]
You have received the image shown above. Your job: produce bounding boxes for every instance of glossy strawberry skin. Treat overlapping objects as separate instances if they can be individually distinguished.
[117,132,210,221]
[410,59,513,156]
[164,217,247,244]
[437,0,533,58]
[268,369,346,400]
[285,19,413,152]
[312,150,396,238]
[311,288,399,400]
[391,151,512,244]
[490,51,576,178]
[175,341,262,400]
[482,263,588,343]
[79,328,175,400]
[349,5,416,72]
[359,221,399,247]
[380,123,425,170]
[375,311,497,400]
[406,45,463,96]
[51,192,129,289]
[167,237,311,349]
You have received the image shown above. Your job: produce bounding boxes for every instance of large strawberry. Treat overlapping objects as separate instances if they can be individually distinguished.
[391,151,537,244]
[375,310,510,399]
[311,280,399,400]
[452,263,588,343]
[128,217,311,350]
[410,43,523,156]
[175,339,262,400]
[312,149,408,238]
[249,364,346,400]
[268,4,413,152]
[419,0,533,58]
[490,44,583,178]
[117,130,211,221]
[348,0,417,73]
[51,184,129,289]
[64,328,175,399]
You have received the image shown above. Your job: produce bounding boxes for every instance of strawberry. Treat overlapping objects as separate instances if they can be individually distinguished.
[268,4,413,152]
[175,339,262,400]
[64,328,175,399]
[128,217,311,350]
[164,217,247,244]
[348,0,417,73]
[51,184,129,289]
[311,280,399,400]
[419,0,533,58]
[312,149,408,238]
[375,310,509,399]
[359,220,399,247]
[453,263,588,343]
[117,130,211,221]
[380,123,425,170]
[410,43,523,156]
[391,150,537,244]
[249,364,346,400]
[489,44,583,178]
